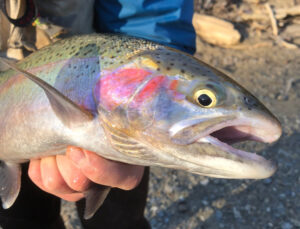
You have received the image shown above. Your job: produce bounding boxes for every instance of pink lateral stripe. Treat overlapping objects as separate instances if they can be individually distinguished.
[134,75,166,103]
[95,68,152,110]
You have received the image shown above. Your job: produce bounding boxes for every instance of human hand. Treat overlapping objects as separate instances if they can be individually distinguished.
[28,146,145,201]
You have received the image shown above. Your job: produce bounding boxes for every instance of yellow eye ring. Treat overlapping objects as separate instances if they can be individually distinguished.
[194,89,217,108]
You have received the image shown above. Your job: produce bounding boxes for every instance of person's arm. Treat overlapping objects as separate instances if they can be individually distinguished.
[28,146,144,201]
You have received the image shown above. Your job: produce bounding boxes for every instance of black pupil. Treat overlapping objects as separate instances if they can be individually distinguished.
[198,94,212,106]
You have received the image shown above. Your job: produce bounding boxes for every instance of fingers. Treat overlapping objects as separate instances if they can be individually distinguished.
[28,157,84,202]
[67,147,145,190]
[28,146,145,202]
[56,154,90,192]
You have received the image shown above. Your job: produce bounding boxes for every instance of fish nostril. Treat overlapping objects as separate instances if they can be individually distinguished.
[243,96,258,110]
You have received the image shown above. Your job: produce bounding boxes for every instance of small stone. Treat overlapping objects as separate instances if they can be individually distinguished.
[281,222,293,229]
[215,210,223,220]
[202,200,209,206]
[178,201,188,213]
[245,204,251,213]
[233,207,242,219]
[279,193,286,199]
[200,178,209,186]
[150,206,158,215]
[291,218,300,227]
[263,178,272,185]
[164,184,173,194]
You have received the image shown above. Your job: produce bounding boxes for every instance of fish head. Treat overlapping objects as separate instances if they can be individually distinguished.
[95,47,282,179]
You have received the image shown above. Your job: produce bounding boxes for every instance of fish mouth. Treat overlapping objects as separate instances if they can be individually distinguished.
[169,116,282,179]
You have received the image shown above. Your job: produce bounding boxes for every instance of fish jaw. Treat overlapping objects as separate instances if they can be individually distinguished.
[165,108,281,179]
[194,136,277,179]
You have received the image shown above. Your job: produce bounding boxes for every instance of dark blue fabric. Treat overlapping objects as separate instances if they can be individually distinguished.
[94,0,196,54]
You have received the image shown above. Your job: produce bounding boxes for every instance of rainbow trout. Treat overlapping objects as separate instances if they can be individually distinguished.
[0,34,281,219]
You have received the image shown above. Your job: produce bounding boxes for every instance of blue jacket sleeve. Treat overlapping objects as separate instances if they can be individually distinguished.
[94,0,196,54]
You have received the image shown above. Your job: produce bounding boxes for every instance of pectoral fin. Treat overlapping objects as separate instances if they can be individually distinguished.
[83,184,111,219]
[0,162,21,209]
[0,58,94,128]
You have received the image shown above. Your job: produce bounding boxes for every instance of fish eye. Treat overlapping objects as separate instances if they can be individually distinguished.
[194,89,217,108]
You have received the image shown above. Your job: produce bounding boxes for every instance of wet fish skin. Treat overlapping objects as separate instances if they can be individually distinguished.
[0,34,281,218]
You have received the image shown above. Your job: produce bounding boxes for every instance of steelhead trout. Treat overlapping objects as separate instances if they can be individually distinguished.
[0,34,281,219]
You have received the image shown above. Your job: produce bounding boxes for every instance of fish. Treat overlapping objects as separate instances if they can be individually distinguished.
[0,34,282,219]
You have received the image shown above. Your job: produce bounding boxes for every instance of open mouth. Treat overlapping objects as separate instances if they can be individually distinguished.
[210,125,263,144]
[169,116,282,179]
[196,118,282,161]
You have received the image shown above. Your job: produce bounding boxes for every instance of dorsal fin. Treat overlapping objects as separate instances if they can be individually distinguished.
[0,58,94,128]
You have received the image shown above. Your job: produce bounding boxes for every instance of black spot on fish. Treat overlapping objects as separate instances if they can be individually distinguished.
[85,65,89,69]
[170,63,174,66]
[157,67,160,71]
[181,69,185,74]
[166,67,171,71]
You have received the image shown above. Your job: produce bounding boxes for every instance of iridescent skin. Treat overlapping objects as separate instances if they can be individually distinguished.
[0,34,281,179]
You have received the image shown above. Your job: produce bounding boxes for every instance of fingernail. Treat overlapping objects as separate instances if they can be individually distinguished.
[68,147,85,167]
